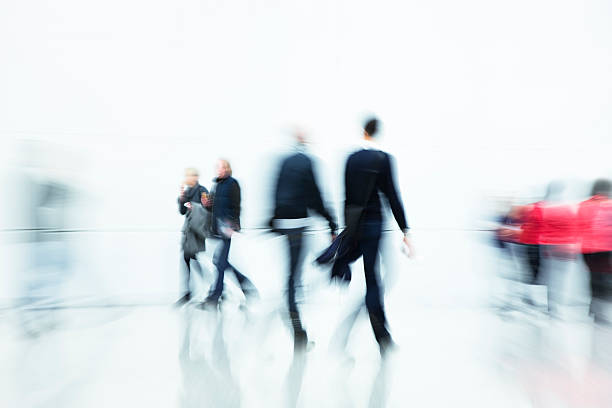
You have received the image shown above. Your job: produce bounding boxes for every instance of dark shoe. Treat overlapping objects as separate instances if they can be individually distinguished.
[379,337,397,359]
[243,288,260,303]
[199,297,219,310]
[175,293,191,307]
[294,329,309,352]
[293,329,315,352]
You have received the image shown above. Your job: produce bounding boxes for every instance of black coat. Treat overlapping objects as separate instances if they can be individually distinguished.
[209,176,241,236]
[344,149,409,232]
[272,152,337,233]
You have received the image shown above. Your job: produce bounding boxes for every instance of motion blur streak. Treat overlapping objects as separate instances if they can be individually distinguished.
[3,0,612,407]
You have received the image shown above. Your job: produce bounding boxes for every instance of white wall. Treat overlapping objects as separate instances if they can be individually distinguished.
[1,0,611,304]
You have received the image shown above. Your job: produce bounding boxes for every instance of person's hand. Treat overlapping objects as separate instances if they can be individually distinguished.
[496,227,509,239]
[331,233,338,242]
[402,234,415,258]
[202,195,212,208]
[185,202,192,210]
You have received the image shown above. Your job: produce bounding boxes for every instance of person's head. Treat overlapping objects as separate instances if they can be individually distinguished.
[591,178,612,198]
[295,127,308,145]
[216,159,232,179]
[363,117,379,139]
[184,167,199,187]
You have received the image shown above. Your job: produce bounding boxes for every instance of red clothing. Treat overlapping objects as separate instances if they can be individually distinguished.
[539,203,577,246]
[577,196,612,253]
[497,226,522,243]
[519,202,544,245]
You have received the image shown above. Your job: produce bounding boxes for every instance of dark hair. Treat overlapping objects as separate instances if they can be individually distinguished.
[364,117,379,137]
[591,178,612,197]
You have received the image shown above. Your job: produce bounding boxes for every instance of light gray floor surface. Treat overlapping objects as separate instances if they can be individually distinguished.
[2,287,612,408]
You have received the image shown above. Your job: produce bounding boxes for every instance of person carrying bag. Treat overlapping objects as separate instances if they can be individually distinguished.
[315,152,385,283]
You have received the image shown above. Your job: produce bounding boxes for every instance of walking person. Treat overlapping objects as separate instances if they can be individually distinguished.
[538,182,578,316]
[519,200,544,287]
[577,179,612,322]
[515,197,546,310]
[176,168,209,306]
[329,117,414,357]
[517,183,577,314]
[270,128,338,350]
[201,159,258,309]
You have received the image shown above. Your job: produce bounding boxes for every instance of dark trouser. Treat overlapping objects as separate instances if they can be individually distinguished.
[209,238,255,301]
[280,228,306,336]
[183,253,204,296]
[332,221,390,345]
[583,252,612,315]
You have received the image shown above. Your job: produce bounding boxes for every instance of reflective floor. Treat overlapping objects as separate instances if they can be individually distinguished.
[2,288,612,408]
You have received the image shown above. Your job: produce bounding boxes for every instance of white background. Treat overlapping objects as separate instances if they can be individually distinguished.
[1,0,612,304]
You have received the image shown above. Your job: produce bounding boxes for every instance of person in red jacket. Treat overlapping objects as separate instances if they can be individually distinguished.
[577,179,612,321]
[538,182,578,316]
[519,200,545,286]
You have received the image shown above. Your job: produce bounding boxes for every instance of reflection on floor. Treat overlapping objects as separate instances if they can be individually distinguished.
[2,294,612,408]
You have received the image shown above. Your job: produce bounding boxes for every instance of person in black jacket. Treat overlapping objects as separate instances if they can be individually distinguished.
[176,168,209,306]
[201,159,258,308]
[270,129,338,350]
[332,117,414,356]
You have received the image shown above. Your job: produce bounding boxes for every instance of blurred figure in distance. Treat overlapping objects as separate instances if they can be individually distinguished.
[269,127,338,351]
[201,159,258,309]
[176,167,209,306]
[538,181,577,317]
[577,179,612,323]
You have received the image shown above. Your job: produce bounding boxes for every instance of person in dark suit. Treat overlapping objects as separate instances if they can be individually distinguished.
[176,167,209,306]
[270,129,338,350]
[332,117,414,356]
[201,159,258,309]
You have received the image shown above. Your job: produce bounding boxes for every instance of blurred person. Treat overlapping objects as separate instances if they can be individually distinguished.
[496,204,525,249]
[201,159,258,309]
[176,168,209,306]
[519,200,544,284]
[491,199,521,275]
[490,200,526,313]
[269,128,338,350]
[517,196,546,309]
[328,117,414,357]
[577,179,612,322]
[21,179,73,335]
[538,182,578,316]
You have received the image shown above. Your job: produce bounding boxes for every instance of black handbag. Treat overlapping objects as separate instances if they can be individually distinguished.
[315,152,384,266]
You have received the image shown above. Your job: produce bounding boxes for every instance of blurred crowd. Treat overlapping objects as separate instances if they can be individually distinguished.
[492,179,612,323]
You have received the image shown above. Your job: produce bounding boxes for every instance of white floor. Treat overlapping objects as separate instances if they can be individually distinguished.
[2,231,612,407]
[2,289,612,408]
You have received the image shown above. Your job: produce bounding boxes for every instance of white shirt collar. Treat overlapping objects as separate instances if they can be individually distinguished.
[361,138,382,151]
